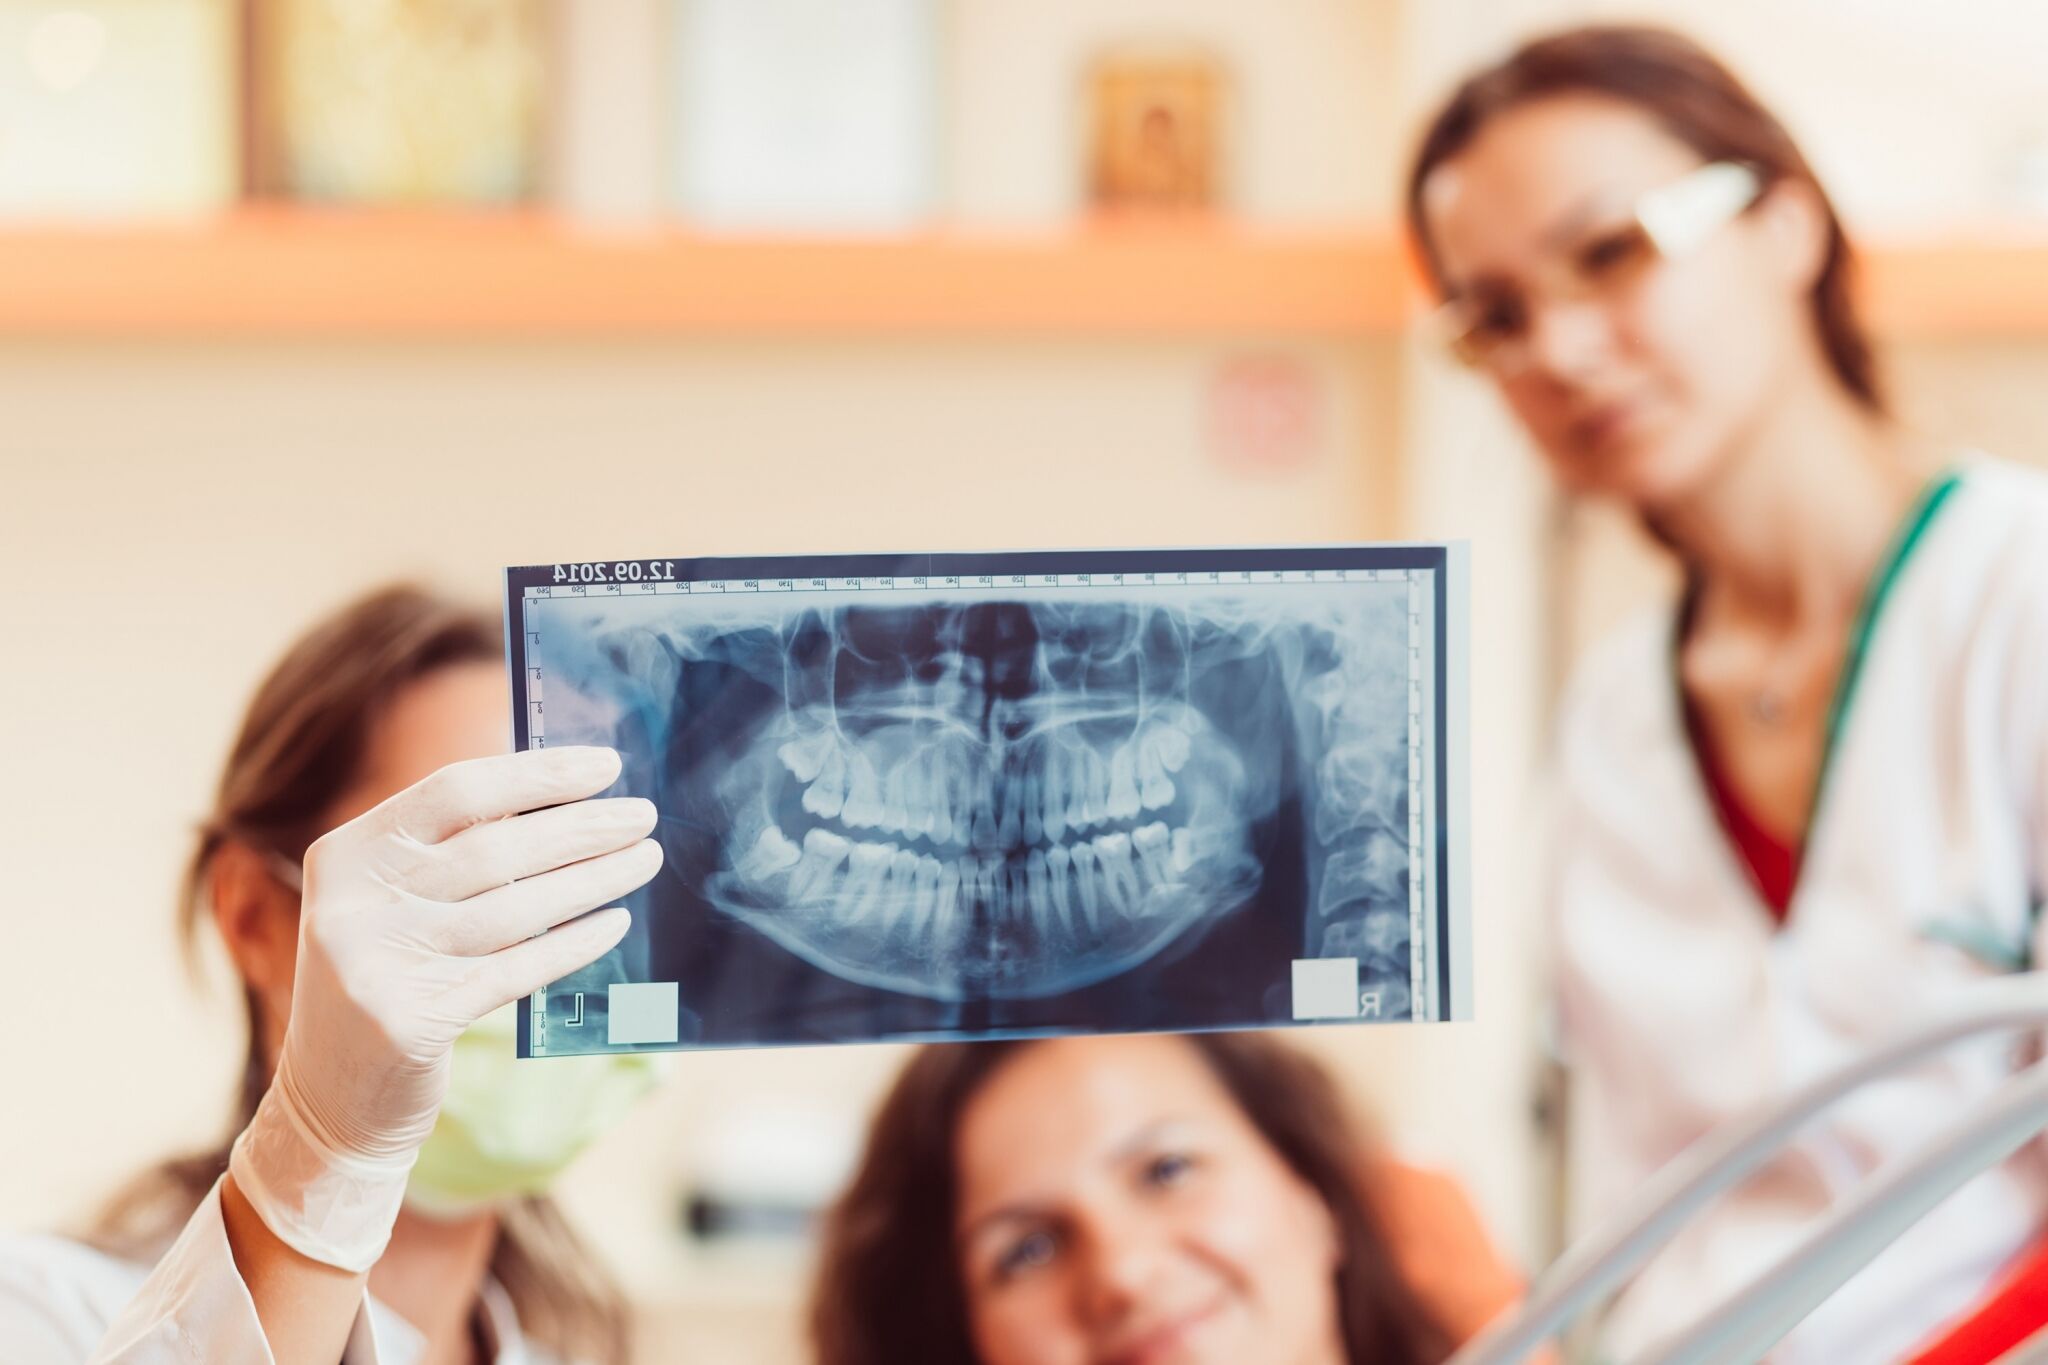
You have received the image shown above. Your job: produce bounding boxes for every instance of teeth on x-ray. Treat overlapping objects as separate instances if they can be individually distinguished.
[715,679,1246,1000]
[521,571,1439,1020]
[776,719,1185,847]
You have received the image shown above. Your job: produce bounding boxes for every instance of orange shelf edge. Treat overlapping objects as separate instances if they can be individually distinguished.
[0,211,1417,338]
[1859,230,2048,339]
[1,212,2044,338]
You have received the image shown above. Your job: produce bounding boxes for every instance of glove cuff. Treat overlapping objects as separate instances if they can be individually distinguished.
[228,1061,417,1273]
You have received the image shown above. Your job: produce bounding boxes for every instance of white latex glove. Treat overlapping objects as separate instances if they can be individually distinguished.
[228,745,661,1271]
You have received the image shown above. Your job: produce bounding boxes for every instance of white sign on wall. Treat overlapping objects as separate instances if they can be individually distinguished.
[674,0,938,231]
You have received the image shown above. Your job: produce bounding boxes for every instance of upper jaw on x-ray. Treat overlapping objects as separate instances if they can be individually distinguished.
[708,601,1265,1001]
[537,583,1419,1014]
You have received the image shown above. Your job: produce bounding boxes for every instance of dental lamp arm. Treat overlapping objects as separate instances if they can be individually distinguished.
[1645,1051,2048,1365]
[1444,972,2048,1365]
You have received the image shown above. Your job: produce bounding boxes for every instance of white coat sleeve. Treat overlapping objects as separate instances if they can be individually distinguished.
[0,1179,381,1365]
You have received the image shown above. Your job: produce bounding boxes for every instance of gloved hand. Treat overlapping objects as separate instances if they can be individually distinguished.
[229,745,661,1271]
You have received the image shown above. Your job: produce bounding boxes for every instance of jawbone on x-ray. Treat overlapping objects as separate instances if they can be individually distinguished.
[505,549,1468,1056]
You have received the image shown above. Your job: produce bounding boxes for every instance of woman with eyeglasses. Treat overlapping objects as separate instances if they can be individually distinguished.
[1408,25,2048,1365]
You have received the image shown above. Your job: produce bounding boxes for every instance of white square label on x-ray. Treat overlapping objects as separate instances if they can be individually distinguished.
[607,981,680,1045]
[1291,957,1361,1020]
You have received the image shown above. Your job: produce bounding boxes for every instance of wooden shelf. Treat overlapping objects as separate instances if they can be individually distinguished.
[1857,226,2048,339]
[0,211,1412,338]
[1,211,2044,338]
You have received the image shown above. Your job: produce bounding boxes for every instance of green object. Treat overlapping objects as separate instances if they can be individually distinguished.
[1920,914,2032,974]
[405,1002,662,1218]
[1804,468,1965,827]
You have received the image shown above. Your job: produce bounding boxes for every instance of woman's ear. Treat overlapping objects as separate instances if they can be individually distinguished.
[1751,176,1831,295]
[207,841,300,1028]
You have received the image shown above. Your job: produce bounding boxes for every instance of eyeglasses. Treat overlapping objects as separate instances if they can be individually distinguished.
[1431,160,1763,374]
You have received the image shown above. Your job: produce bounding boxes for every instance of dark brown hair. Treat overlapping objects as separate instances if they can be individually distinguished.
[88,584,629,1364]
[1406,23,1883,412]
[810,1033,1454,1365]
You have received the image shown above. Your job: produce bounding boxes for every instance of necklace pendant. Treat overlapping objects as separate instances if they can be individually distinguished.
[1749,691,1787,727]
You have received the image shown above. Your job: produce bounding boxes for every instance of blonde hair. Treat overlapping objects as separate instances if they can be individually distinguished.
[87,584,629,1364]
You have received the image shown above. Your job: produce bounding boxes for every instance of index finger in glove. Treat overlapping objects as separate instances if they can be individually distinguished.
[429,837,662,956]
[376,746,623,847]
[403,796,658,903]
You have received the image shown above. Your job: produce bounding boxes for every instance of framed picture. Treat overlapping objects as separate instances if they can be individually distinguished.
[1085,47,1226,214]
[249,0,543,202]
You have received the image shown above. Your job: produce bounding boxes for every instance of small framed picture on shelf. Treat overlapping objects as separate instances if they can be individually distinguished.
[1085,46,1228,216]
[248,0,544,204]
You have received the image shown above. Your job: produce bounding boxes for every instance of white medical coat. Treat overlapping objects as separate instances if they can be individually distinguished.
[0,1179,563,1364]
[1552,459,2048,1363]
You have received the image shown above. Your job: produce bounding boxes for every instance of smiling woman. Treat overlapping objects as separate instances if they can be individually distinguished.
[810,1032,1527,1365]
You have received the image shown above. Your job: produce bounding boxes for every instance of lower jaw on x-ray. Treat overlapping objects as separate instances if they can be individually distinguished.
[505,548,1467,1056]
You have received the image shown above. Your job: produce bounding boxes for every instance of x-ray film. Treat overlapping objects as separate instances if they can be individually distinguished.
[505,547,1469,1056]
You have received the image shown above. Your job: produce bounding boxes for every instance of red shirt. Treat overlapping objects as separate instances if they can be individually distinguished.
[1684,686,2048,1365]
[1683,698,1799,923]
[1906,1236,2048,1363]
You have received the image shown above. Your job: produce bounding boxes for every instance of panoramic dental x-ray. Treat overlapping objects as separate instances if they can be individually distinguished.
[505,548,1467,1056]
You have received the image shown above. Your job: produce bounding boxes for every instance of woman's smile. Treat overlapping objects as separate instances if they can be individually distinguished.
[1100,1289,1232,1365]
